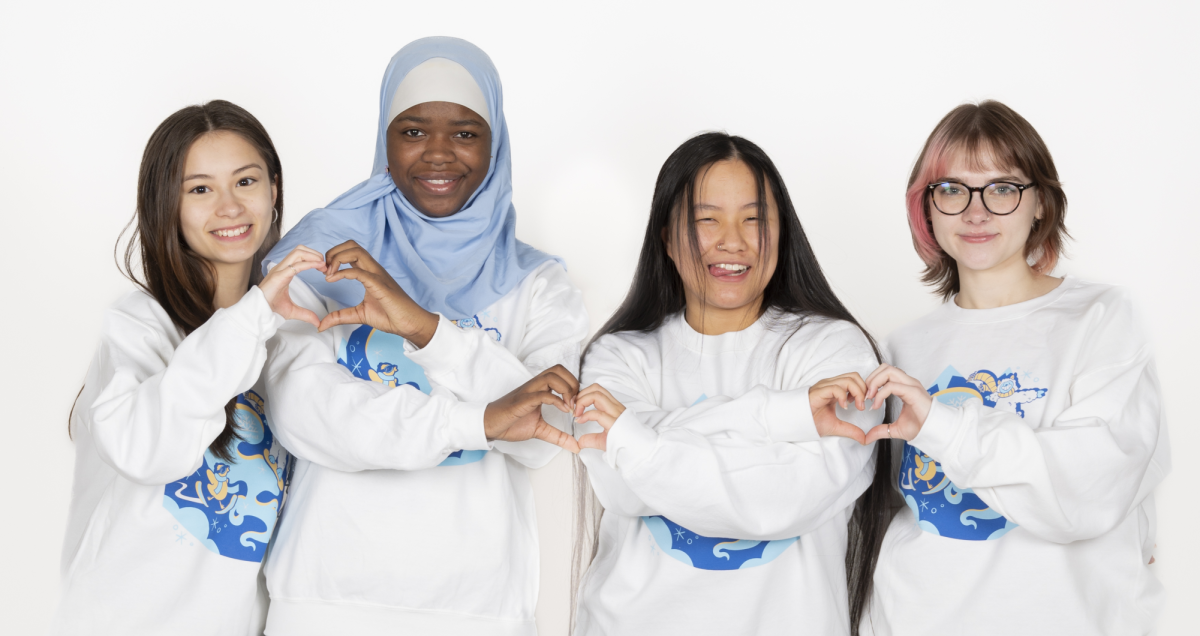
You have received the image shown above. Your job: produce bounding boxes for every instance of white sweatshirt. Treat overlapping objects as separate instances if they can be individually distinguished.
[53,287,290,636]
[574,311,883,636]
[261,261,588,636]
[864,276,1170,636]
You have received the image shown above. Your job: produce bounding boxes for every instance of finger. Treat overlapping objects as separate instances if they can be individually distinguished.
[873,381,923,407]
[541,364,581,399]
[282,246,327,267]
[574,383,615,413]
[573,409,617,431]
[525,370,576,403]
[577,432,607,452]
[318,305,367,332]
[325,242,383,276]
[840,376,868,411]
[533,421,581,454]
[864,364,895,397]
[864,423,892,444]
[523,391,571,415]
[324,265,382,287]
[575,392,621,420]
[823,419,867,445]
[292,244,326,260]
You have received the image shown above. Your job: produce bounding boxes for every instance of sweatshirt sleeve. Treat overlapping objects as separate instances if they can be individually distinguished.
[909,293,1169,544]
[403,263,589,469]
[262,277,491,472]
[87,287,284,485]
[589,323,883,540]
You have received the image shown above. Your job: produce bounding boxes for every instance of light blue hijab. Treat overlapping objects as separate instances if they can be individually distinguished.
[266,37,560,319]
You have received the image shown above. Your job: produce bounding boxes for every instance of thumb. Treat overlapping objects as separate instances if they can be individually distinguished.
[318,305,365,332]
[821,419,867,445]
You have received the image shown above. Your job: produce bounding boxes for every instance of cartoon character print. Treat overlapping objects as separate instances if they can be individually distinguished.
[640,394,798,570]
[162,390,294,562]
[336,318,503,466]
[899,366,1047,541]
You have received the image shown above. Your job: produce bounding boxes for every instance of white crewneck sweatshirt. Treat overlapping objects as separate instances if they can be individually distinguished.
[864,276,1170,636]
[53,287,290,636]
[575,311,884,636]
[261,261,588,636]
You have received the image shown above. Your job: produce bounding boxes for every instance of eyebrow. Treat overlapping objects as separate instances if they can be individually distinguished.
[695,202,760,211]
[183,163,264,182]
[934,174,1024,184]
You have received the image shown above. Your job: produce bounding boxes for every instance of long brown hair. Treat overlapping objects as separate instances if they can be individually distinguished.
[904,100,1070,299]
[103,100,284,461]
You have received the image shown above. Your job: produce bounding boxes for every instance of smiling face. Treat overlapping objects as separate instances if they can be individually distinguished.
[665,159,780,333]
[386,101,492,218]
[178,131,277,269]
[929,147,1042,276]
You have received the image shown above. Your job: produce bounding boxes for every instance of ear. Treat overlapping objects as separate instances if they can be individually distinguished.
[661,225,675,262]
[271,176,278,208]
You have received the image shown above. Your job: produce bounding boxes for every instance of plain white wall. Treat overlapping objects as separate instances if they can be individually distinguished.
[2,1,1196,633]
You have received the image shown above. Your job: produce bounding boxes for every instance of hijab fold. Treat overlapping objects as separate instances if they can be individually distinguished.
[266,37,560,319]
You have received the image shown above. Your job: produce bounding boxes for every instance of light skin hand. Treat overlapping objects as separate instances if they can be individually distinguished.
[809,372,870,444]
[863,363,933,444]
[483,365,581,453]
[572,384,627,452]
[258,245,327,328]
[316,240,439,347]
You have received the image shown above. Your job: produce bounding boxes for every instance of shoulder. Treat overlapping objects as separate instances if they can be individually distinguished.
[104,288,178,347]
[775,314,878,362]
[585,323,666,372]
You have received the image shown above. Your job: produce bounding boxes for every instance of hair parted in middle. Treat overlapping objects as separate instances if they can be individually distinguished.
[570,131,896,633]
[117,99,284,462]
[905,100,1069,300]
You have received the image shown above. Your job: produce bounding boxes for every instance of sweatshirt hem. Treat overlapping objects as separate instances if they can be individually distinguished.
[265,598,535,636]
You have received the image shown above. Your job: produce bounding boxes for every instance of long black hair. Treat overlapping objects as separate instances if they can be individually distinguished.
[570,132,896,633]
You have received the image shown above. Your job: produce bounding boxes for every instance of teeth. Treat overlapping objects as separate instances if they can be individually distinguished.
[715,263,748,272]
[424,179,454,185]
[213,225,250,237]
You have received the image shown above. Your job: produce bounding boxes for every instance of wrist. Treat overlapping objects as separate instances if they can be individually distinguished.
[404,310,439,348]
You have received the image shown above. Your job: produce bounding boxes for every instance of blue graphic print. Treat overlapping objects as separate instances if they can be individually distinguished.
[337,320,503,467]
[643,516,797,570]
[900,366,1047,541]
[162,390,292,562]
[640,393,798,570]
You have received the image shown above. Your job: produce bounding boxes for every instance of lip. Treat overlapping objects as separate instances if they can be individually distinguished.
[414,172,466,196]
[959,233,998,244]
[708,262,753,281]
[210,223,253,242]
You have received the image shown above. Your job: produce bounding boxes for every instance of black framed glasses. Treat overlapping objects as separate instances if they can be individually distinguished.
[926,181,1036,216]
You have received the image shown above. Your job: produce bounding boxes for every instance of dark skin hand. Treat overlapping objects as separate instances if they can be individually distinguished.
[387,101,491,218]
[484,365,582,452]
[318,240,439,347]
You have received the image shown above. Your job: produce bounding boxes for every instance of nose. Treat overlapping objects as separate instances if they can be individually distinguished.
[961,192,991,224]
[215,187,246,218]
[422,133,455,166]
[716,222,750,253]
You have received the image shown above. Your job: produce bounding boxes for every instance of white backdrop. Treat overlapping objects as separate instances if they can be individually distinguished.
[2,1,1196,634]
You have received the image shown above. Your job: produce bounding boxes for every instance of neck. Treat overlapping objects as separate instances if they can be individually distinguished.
[683,297,763,335]
[211,260,253,310]
[955,254,1061,309]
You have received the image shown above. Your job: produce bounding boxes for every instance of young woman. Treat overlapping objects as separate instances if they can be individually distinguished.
[258,38,588,634]
[857,101,1169,635]
[569,132,886,635]
[53,101,325,635]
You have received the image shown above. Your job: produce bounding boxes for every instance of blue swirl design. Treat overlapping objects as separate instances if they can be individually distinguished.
[642,516,797,570]
[162,390,293,562]
[337,323,496,466]
[898,365,1047,541]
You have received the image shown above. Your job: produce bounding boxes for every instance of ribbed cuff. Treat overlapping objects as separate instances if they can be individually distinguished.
[230,285,286,340]
[604,409,658,470]
[405,314,471,377]
[443,400,492,452]
[909,399,960,460]
[763,386,820,443]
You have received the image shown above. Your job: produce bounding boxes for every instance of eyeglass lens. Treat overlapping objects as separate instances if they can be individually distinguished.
[931,182,1022,215]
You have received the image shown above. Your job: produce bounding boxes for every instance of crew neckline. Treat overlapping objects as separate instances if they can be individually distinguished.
[939,275,1077,324]
[669,309,775,353]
